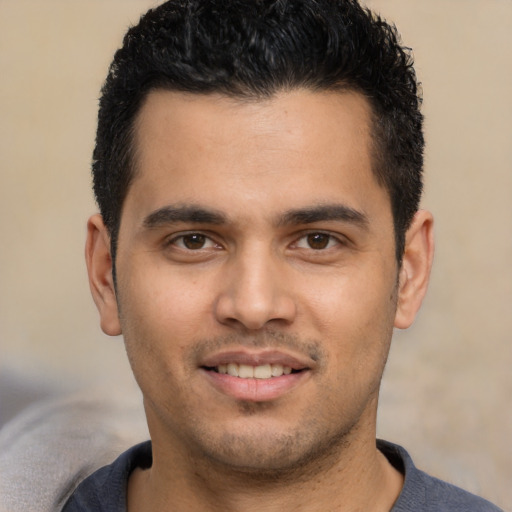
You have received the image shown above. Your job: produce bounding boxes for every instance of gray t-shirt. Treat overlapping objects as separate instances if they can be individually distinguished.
[62,440,503,511]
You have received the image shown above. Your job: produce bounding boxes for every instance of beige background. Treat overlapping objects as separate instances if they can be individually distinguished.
[0,1,510,509]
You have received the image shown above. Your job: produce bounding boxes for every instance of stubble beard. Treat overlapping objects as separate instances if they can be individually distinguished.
[187,403,367,485]
[138,326,391,485]
[161,330,382,485]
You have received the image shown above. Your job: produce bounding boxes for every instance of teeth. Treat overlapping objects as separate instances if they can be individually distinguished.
[238,364,254,378]
[227,363,238,377]
[216,363,293,379]
[254,364,271,379]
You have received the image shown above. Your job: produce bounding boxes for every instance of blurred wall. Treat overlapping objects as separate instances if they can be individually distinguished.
[0,1,510,509]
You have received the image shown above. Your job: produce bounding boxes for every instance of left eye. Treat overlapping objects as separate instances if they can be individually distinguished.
[172,233,217,250]
[295,233,339,250]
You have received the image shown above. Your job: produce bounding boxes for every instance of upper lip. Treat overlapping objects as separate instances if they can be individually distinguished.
[200,349,314,371]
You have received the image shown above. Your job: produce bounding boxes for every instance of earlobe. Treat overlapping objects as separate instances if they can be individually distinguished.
[85,214,122,336]
[394,210,434,329]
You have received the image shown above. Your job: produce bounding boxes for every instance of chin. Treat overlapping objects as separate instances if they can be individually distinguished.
[193,418,356,479]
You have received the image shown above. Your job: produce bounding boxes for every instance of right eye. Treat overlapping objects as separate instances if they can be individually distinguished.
[169,233,219,250]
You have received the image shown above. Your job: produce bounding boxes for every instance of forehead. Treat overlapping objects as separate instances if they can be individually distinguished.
[133,88,373,169]
[125,88,390,228]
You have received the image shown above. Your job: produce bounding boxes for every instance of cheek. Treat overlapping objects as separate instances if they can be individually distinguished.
[303,261,396,330]
[300,262,397,367]
[120,263,215,335]
[116,268,214,381]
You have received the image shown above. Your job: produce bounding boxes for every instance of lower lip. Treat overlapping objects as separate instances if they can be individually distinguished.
[201,369,310,402]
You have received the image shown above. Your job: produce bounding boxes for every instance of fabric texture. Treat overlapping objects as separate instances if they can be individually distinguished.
[0,392,149,512]
[62,439,503,512]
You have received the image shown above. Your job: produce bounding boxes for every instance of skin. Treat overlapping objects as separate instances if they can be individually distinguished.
[86,89,434,511]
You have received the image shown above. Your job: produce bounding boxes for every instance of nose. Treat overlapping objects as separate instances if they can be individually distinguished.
[214,249,297,331]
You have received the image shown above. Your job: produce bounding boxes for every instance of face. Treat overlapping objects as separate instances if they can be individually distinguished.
[88,89,429,474]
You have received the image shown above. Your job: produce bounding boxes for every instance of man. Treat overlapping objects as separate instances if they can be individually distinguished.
[63,1,502,510]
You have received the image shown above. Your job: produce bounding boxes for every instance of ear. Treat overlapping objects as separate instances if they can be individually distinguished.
[85,214,122,336]
[394,210,434,329]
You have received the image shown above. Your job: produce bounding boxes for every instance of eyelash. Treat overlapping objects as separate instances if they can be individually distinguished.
[165,231,345,252]
[293,232,343,251]
[166,232,221,251]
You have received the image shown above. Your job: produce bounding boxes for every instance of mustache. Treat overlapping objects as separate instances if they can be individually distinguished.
[189,330,325,366]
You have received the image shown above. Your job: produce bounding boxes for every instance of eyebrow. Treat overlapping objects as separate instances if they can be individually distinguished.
[278,204,369,229]
[143,205,227,228]
[142,203,369,230]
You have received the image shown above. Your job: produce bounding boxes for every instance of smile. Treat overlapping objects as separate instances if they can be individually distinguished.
[199,349,313,401]
[212,363,294,379]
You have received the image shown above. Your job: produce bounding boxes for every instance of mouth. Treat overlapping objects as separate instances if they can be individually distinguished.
[199,351,312,401]
[205,363,299,379]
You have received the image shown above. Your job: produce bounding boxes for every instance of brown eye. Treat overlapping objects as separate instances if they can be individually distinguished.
[181,234,207,249]
[306,233,331,250]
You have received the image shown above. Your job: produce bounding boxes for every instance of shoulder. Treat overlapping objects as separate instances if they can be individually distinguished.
[0,393,148,512]
[378,440,504,512]
[62,441,152,512]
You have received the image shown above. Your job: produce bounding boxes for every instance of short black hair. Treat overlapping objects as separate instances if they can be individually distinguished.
[93,0,423,263]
